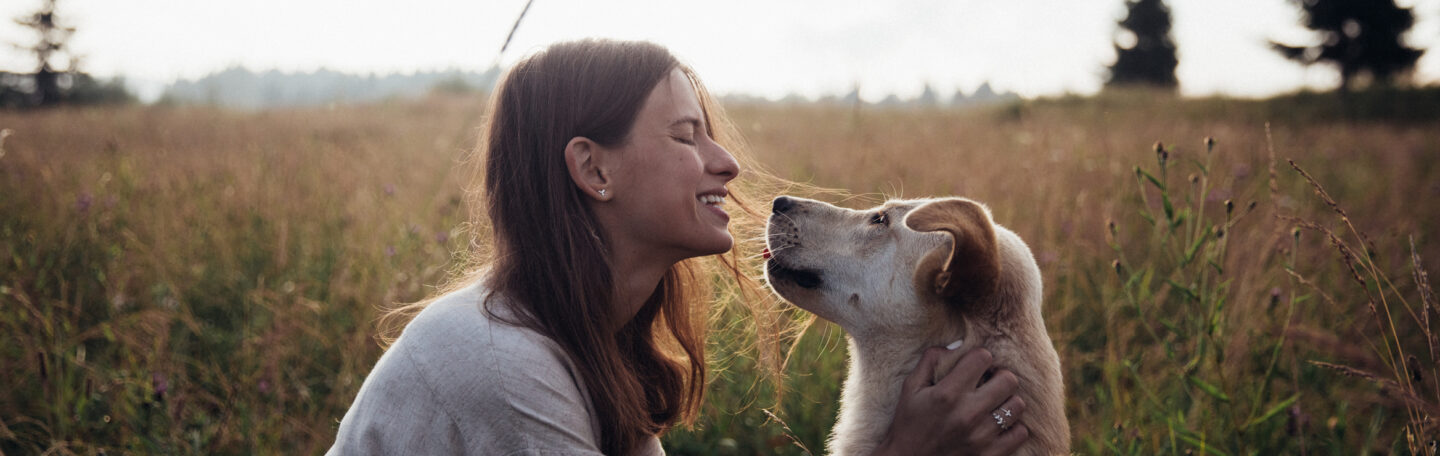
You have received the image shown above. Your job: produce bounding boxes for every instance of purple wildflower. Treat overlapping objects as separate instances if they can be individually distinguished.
[76,192,93,213]
[152,372,169,399]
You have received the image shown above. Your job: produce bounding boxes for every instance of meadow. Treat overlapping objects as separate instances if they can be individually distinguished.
[1,89,1437,455]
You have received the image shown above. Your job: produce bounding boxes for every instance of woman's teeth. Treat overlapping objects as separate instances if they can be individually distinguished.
[699,194,725,206]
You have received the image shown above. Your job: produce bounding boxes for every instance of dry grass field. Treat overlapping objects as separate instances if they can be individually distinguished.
[2,89,1438,455]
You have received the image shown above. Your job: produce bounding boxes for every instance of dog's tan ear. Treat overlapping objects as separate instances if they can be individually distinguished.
[905,199,1000,303]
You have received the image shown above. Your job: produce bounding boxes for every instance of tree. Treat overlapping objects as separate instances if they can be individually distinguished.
[915,83,938,106]
[13,0,76,106]
[1271,0,1424,92]
[5,0,130,108]
[1106,0,1179,90]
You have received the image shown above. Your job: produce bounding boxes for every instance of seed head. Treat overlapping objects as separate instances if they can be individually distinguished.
[1224,199,1234,215]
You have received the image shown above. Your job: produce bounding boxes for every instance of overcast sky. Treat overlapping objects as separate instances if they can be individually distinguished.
[2,0,1438,100]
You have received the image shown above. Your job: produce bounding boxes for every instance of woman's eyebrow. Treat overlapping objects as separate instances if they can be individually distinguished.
[669,116,703,130]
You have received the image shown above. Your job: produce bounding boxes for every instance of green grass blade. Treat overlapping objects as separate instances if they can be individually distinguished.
[1175,433,1230,456]
[1186,375,1231,402]
[1243,394,1299,430]
[1139,168,1166,191]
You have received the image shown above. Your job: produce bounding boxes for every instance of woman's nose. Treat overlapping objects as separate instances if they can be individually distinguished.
[706,142,740,180]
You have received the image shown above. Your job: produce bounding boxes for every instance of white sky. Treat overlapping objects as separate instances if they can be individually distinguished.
[2,0,1438,100]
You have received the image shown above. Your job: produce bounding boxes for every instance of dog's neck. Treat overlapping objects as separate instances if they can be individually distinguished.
[828,318,978,456]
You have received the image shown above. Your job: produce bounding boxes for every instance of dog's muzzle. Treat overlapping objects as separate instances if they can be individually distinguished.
[765,258,823,289]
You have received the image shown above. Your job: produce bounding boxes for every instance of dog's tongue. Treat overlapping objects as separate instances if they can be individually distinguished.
[762,247,771,259]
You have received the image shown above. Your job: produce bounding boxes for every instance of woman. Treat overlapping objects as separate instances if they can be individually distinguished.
[329,39,1030,455]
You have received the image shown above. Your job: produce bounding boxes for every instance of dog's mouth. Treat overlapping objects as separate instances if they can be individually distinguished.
[766,258,824,290]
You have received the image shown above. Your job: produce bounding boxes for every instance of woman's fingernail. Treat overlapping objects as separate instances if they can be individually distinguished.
[946,339,964,350]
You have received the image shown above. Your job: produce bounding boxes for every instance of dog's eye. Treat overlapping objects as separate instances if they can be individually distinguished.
[870,211,889,226]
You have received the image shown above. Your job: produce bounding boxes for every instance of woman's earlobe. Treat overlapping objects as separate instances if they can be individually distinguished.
[564,137,613,201]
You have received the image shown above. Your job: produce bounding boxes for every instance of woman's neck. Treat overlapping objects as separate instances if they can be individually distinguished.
[606,243,676,333]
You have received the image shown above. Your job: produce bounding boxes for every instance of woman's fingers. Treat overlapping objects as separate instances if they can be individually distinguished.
[965,368,1019,420]
[936,347,994,391]
[905,346,944,392]
[986,394,1027,434]
[984,423,1030,456]
[880,345,1034,455]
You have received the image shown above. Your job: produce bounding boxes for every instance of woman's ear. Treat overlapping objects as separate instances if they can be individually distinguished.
[564,136,613,201]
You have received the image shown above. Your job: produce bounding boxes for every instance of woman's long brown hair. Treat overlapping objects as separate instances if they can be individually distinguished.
[381,39,793,455]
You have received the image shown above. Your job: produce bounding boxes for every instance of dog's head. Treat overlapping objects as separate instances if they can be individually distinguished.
[764,196,1008,338]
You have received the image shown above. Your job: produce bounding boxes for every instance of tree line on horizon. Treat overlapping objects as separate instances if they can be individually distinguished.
[1,0,1434,110]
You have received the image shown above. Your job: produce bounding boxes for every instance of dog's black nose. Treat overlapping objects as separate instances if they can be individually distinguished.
[772,196,795,214]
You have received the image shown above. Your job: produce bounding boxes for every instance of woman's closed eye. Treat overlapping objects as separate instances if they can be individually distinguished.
[672,134,696,146]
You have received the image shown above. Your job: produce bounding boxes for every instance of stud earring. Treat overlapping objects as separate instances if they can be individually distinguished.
[598,189,608,197]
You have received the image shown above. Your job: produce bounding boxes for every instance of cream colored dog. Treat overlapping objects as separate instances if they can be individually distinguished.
[764,196,1068,456]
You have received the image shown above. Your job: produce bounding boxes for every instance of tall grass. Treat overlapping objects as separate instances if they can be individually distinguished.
[1,91,1436,454]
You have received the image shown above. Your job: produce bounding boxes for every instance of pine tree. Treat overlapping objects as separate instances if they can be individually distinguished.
[1271,0,1424,92]
[1106,0,1179,90]
[13,0,75,106]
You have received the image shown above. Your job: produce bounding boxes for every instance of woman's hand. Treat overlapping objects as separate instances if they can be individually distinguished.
[872,346,1030,456]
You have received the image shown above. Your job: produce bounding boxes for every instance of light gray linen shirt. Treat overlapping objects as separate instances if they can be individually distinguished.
[327,282,665,455]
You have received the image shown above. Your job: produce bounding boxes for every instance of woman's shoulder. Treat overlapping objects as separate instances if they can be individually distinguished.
[391,282,603,444]
[331,282,607,454]
[396,281,576,385]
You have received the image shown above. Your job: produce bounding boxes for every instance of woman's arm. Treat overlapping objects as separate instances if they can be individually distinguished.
[872,347,1030,456]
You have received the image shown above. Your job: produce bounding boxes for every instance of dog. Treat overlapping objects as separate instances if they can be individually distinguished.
[764,196,1068,455]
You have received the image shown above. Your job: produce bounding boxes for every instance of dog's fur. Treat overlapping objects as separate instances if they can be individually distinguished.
[764,196,1068,455]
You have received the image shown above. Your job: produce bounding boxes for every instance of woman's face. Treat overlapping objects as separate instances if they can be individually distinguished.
[598,68,741,262]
